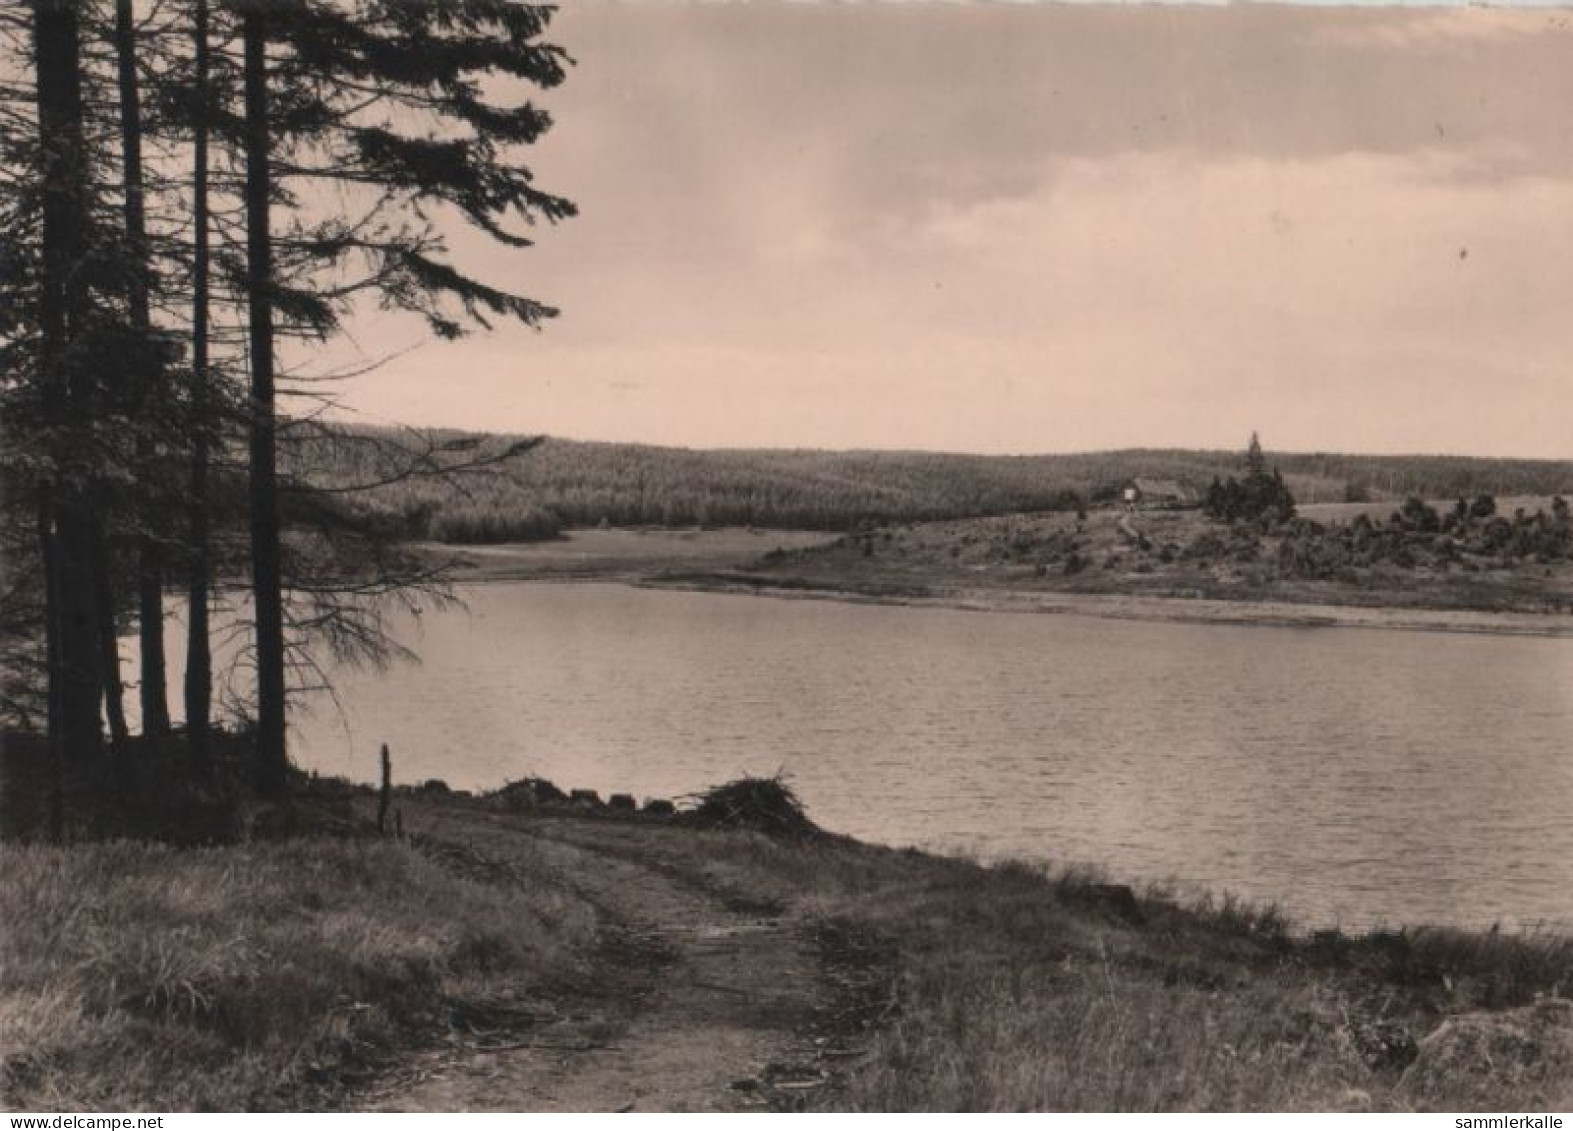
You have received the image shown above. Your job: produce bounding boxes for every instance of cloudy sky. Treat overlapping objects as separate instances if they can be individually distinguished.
[328,2,1573,458]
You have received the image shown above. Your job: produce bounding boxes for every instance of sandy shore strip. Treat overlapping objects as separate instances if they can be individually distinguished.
[419,531,1573,637]
[641,572,1573,638]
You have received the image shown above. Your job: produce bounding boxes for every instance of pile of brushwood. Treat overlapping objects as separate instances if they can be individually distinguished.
[684,775,820,838]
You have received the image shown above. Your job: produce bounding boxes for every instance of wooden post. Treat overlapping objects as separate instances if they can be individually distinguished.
[377,743,391,835]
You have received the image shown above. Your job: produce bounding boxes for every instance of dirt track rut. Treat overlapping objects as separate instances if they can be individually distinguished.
[358,807,834,1112]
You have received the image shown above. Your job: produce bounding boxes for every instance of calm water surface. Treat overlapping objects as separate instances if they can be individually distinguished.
[287,582,1573,930]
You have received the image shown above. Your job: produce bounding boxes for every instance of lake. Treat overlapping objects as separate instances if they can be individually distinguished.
[277,581,1573,932]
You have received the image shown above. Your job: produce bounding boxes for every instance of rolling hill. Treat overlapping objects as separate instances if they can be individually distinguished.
[291,426,1573,543]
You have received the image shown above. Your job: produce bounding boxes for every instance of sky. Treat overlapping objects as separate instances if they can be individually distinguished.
[322,2,1573,458]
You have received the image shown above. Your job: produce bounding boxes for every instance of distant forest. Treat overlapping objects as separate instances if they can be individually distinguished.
[294,428,1573,544]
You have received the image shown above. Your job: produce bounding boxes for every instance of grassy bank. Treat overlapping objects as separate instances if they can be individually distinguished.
[825,862,1573,1111]
[432,526,835,583]
[553,816,1573,1112]
[729,504,1573,622]
[3,781,1569,1111]
[418,504,1573,632]
[0,836,597,1110]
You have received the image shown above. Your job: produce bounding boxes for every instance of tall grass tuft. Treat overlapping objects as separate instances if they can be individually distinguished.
[0,839,594,1110]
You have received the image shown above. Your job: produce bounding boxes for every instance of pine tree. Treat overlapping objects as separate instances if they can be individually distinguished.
[31,0,105,765]
[238,4,289,797]
[1209,433,1296,525]
[112,0,173,743]
[5,1,575,804]
[185,0,216,780]
[1203,476,1226,520]
[229,0,575,796]
[1246,431,1266,477]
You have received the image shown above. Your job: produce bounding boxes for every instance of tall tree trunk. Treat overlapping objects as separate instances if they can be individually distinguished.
[38,501,63,839]
[91,521,130,757]
[242,10,287,798]
[33,0,103,765]
[38,503,61,742]
[185,0,214,781]
[114,0,171,742]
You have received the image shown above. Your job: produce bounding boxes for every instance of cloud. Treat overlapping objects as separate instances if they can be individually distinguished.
[1305,7,1560,50]
[329,4,1573,457]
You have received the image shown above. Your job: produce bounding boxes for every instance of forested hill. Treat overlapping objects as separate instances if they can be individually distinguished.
[293,427,1573,543]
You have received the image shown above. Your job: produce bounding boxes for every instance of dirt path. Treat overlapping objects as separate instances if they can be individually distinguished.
[357,807,839,1112]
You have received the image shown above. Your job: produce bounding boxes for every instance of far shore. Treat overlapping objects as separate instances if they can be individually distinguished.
[420,526,1573,639]
[414,526,836,582]
[643,571,1573,639]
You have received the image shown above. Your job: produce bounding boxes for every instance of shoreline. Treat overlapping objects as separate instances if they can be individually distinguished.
[435,550,1573,640]
[9,780,1572,1111]
[435,787,1573,937]
[424,526,1573,639]
[639,570,1573,639]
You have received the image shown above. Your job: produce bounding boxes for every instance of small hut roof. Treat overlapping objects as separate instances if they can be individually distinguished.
[1132,477,1192,498]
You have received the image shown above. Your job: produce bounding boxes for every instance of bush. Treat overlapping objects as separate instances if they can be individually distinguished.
[1396,497,1441,533]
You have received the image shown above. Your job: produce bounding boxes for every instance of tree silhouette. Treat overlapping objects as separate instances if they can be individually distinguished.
[3,0,574,814]
[227,0,575,795]
[1246,431,1266,477]
[1203,433,1296,524]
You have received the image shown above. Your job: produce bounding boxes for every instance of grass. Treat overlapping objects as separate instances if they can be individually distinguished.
[0,837,596,1110]
[439,527,835,582]
[826,865,1572,1112]
[824,873,1571,1111]
[2,787,1569,1111]
[527,819,1573,1112]
[743,505,1573,618]
[841,961,1367,1111]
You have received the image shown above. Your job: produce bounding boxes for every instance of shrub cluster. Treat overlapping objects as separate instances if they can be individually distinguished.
[1202,468,1297,525]
[1270,496,1572,580]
